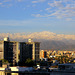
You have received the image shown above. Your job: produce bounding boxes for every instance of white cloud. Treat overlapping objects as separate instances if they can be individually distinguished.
[40,10,43,12]
[2,0,27,2]
[32,0,46,3]
[3,0,12,2]
[0,3,2,5]
[66,18,72,21]
[32,0,75,21]
[26,5,30,7]
[45,8,51,11]
[1,3,12,8]
[48,1,63,8]
[17,0,22,2]
[32,4,36,7]
[32,1,37,3]
[0,0,28,8]
[32,14,49,17]
[0,20,30,26]
[0,0,12,8]
[23,8,26,10]
[16,0,25,2]
[32,14,43,17]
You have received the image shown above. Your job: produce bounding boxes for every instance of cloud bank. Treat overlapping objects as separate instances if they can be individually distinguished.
[32,0,46,3]
[0,0,75,20]
[32,0,75,20]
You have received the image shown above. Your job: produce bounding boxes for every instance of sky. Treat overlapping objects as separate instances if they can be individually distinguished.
[0,0,75,34]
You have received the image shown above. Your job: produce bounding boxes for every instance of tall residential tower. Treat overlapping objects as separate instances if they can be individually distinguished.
[0,37,19,65]
[20,39,40,62]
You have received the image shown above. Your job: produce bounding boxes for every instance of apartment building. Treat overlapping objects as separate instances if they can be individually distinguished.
[40,50,47,59]
[20,39,40,62]
[0,37,19,65]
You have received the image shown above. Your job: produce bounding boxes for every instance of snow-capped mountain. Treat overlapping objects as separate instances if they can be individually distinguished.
[0,31,75,50]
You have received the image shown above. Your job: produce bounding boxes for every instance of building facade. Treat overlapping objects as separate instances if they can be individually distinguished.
[0,37,19,65]
[20,39,40,62]
[40,50,47,59]
[20,42,32,62]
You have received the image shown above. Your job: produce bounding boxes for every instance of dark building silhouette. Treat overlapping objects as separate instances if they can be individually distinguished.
[0,37,19,65]
[20,39,40,62]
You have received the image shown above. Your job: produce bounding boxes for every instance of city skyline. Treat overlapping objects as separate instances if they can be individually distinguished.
[0,0,75,34]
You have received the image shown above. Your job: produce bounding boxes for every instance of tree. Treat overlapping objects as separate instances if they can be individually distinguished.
[1,59,9,64]
[25,58,34,67]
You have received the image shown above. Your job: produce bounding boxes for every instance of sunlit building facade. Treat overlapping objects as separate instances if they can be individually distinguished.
[40,50,47,59]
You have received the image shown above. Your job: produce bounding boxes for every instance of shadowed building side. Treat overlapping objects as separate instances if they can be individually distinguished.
[20,39,40,62]
[20,42,32,62]
[0,37,19,65]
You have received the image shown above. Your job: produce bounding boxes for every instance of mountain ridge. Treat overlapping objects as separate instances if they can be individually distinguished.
[0,31,75,41]
[0,31,75,50]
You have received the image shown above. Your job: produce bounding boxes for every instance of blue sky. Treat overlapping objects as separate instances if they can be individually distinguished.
[0,0,75,34]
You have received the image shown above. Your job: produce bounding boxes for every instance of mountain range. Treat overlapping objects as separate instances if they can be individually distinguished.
[0,31,75,50]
